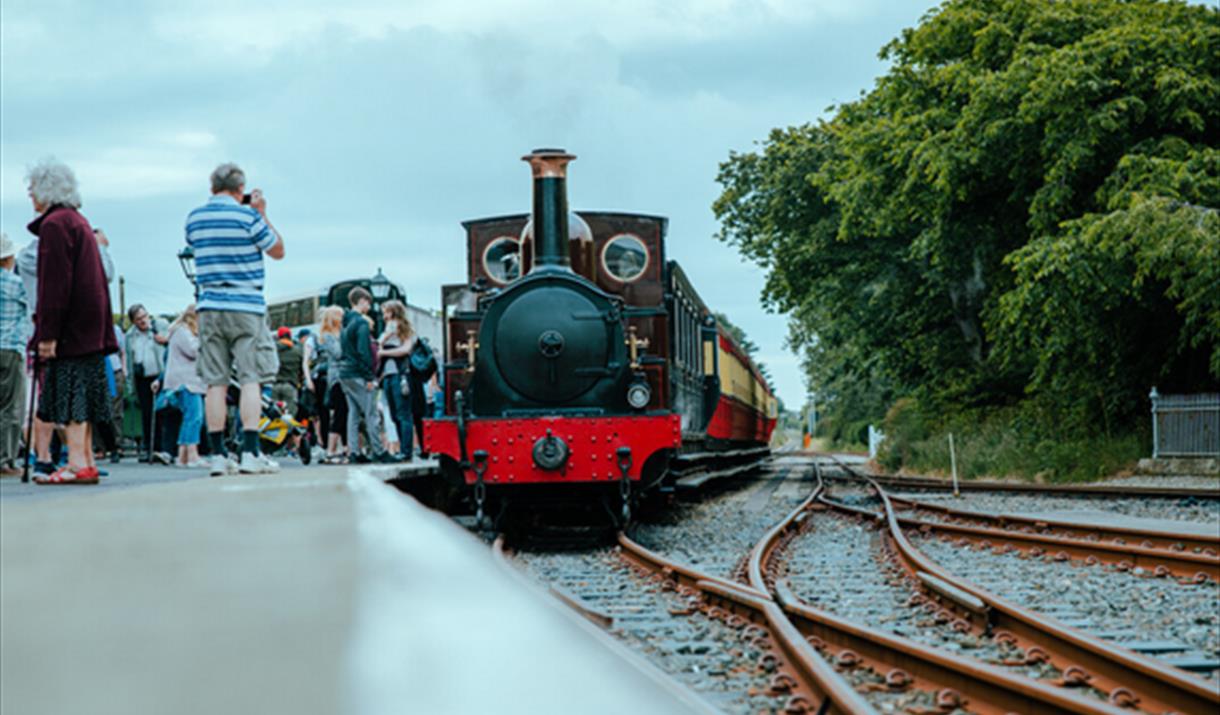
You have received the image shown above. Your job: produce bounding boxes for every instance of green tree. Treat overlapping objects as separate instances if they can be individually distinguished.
[715,0,1219,440]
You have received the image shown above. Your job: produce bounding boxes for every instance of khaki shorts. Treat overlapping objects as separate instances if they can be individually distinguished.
[255,326,280,383]
[198,310,267,386]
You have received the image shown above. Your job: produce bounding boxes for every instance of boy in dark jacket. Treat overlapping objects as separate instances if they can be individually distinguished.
[338,287,401,463]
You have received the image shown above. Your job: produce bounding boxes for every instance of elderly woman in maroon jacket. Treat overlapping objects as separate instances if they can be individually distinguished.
[26,159,119,485]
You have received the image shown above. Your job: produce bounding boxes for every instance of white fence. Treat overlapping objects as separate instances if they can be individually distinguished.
[1150,388,1220,458]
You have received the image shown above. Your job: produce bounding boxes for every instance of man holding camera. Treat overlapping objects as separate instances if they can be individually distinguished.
[185,163,285,476]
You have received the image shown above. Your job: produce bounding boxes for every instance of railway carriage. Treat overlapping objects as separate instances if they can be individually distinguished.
[266,276,442,346]
[424,149,776,526]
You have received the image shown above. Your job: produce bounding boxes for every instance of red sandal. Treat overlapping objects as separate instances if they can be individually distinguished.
[34,466,100,485]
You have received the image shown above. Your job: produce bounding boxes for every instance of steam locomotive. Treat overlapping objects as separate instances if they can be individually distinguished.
[423,149,776,527]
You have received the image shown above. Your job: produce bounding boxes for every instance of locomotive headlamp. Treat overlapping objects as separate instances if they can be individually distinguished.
[627,380,651,410]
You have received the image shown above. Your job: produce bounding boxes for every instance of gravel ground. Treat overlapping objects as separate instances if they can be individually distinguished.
[781,510,1075,708]
[511,548,796,713]
[632,466,817,582]
[915,535,1220,679]
[909,492,1220,527]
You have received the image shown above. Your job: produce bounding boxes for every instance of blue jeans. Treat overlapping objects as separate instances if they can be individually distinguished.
[177,391,204,446]
[381,373,412,455]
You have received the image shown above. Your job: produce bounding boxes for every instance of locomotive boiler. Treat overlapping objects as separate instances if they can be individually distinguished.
[424,149,776,527]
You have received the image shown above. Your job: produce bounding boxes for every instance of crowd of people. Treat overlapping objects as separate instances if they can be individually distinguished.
[0,159,438,484]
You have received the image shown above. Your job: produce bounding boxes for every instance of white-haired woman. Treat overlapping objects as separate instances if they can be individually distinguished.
[25,159,119,484]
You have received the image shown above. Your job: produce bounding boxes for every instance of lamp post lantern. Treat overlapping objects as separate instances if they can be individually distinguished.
[370,267,391,301]
[177,246,198,300]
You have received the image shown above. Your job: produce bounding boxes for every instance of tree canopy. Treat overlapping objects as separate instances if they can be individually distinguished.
[715,0,1219,434]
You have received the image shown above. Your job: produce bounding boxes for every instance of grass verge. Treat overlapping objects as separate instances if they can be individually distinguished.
[878,400,1147,483]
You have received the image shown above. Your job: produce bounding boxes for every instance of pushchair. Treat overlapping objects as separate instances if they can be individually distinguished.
[223,383,315,464]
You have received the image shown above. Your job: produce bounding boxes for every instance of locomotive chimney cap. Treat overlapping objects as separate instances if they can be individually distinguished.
[523,148,576,179]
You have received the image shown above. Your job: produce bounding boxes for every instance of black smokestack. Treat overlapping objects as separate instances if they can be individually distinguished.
[522,148,575,272]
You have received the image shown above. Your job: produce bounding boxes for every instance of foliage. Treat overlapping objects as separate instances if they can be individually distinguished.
[715,0,1219,460]
[878,402,1147,483]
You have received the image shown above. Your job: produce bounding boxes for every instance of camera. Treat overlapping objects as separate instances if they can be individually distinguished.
[241,193,252,205]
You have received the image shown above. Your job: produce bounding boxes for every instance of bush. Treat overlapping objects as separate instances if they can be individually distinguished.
[877,397,929,472]
[879,403,1146,483]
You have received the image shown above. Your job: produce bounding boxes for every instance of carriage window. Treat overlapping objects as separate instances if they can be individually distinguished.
[602,234,649,283]
[483,236,522,284]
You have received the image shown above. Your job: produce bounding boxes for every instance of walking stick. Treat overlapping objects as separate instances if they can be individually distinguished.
[21,357,39,483]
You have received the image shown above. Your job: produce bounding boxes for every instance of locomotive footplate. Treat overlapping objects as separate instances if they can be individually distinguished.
[424,414,681,485]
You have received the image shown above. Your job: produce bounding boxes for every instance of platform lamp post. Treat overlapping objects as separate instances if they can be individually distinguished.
[177,246,198,300]
[370,266,391,302]
[369,267,391,333]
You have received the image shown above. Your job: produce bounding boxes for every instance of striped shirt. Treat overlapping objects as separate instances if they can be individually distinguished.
[184,194,278,314]
[0,269,30,352]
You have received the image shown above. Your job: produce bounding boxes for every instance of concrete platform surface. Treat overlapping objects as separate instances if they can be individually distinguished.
[1,464,706,715]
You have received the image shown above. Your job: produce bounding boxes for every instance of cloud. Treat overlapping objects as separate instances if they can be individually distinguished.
[0,0,931,405]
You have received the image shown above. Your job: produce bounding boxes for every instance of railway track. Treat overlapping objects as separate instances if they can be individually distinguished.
[815,461,1220,714]
[818,463,1220,502]
[491,456,1217,713]
[887,493,1219,556]
[492,535,862,713]
[881,494,1220,582]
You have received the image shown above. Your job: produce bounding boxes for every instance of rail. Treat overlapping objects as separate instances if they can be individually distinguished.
[884,495,1219,582]
[821,460,1220,715]
[745,468,1131,715]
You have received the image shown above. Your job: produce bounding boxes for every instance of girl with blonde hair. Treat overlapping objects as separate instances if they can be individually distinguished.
[314,306,348,462]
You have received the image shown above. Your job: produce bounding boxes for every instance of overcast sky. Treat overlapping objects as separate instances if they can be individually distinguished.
[2,0,932,407]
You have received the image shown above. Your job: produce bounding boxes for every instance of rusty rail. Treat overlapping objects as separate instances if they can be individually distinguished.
[889,493,1220,556]
[818,478,1220,715]
[746,472,1130,715]
[883,504,1219,583]
[820,466,1220,500]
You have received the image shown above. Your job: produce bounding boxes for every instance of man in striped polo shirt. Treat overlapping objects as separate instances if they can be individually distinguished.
[185,163,286,476]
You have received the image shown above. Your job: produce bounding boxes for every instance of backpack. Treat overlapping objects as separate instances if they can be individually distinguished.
[409,336,437,380]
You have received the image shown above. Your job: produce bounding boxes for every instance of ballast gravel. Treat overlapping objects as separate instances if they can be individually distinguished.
[632,467,816,582]
[915,534,1220,678]
[783,511,1057,680]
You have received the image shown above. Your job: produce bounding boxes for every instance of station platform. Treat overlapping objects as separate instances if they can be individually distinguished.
[0,462,708,715]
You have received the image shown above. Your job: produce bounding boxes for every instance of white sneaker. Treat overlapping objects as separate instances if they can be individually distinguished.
[209,454,236,477]
[239,453,280,474]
